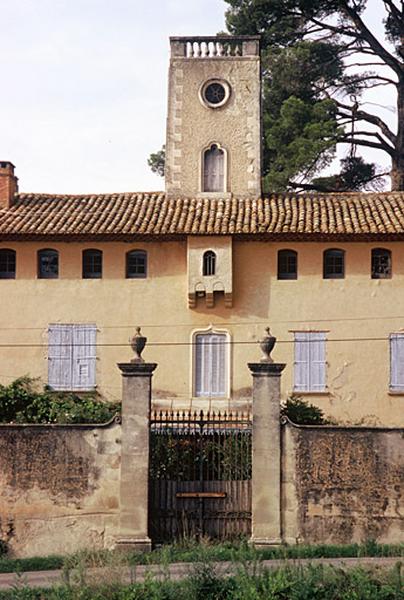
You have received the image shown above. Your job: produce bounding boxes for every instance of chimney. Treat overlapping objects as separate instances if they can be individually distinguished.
[0,162,18,209]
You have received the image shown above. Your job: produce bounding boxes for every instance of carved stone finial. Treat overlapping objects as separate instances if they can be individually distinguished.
[130,327,146,363]
[259,327,276,363]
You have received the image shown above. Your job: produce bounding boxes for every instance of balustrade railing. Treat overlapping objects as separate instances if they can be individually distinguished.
[170,36,260,59]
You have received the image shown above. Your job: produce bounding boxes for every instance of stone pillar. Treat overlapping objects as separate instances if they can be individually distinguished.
[248,328,285,547]
[115,328,157,552]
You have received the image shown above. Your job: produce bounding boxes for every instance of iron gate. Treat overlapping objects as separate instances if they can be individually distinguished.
[149,410,252,542]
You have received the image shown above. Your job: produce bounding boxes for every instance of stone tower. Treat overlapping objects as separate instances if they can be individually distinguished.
[165,36,261,199]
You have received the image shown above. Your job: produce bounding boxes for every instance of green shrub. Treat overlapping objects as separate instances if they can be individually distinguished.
[0,377,120,424]
[281,395,328,425]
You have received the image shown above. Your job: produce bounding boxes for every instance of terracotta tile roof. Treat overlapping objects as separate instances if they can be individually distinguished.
[2,191,404,240]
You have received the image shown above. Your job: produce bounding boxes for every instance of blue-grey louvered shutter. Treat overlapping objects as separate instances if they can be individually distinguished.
[309,332,326,391]
[294,333,310,391]
[195,333,227,397]
[72,324,97,390]
[210,334,226,396]
[48,325,73,390]
[390,333,404,390]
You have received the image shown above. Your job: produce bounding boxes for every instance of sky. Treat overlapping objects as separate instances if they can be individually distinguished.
[1,0,227,194]
[0,0,397,194]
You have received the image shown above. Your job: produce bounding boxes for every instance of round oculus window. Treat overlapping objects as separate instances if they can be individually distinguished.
[200,80,231,108]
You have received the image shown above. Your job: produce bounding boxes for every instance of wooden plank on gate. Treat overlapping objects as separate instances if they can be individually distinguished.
[176,492,227,499]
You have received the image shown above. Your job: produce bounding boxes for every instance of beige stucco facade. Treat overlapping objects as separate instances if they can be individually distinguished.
[1,238,403,426]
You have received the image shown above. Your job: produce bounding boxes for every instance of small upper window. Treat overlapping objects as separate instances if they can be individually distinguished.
[83,249,102,279]
[0,249,16,279]
[38,249,59,279]
[278,250,297,280]
[200,79,231,109]
[323,249,344,279]
[371,248,391,279]
[203,251,216,276]
[126,250,147,279]
[203,144,225,192]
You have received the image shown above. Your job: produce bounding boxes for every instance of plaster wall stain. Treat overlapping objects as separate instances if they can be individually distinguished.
[294,428,404,543]
[0,429,96,501]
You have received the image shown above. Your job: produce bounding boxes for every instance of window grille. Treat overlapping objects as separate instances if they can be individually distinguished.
[277,249,297,280]
[48,324,96,391]
[194,332,227,397]
[0,249,16,279]
[203,251,216,276]
[294,332,326,392]
[38,249,59,279]
[126,250,147,278]
[323,249,344,279]
[371,248,391,279]
[83,249,102,279]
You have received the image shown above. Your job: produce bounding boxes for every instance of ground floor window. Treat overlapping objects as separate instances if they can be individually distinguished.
[390,333,404,391]
[294,331,326,392]
[48,323,96,391]
[194,331,228,397]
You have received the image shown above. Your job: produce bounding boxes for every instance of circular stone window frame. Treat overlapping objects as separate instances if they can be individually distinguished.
[199,79,231,109]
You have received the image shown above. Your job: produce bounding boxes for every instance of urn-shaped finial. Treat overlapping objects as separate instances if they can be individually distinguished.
[130,327,146,363]
[259,327,276,363]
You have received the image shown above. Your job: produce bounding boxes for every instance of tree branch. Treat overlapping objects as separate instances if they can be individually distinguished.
[383,0,402,23]
[339,137,396,156]
[340,1,403,75]
[335,100,397,144]
[339,130,395,152]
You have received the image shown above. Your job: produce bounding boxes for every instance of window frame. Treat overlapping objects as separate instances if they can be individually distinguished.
[82,249,103,279]
[0,248,16,279]
[371,248,391,279]
[202,250,216,276]
[323,248,345,279]
[38,248,59,279]
[294,331,327,393]
[126,249,147,279]
[277,249,298,280]
[191,327,231,399]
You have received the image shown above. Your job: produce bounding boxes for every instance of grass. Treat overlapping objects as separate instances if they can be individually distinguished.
[0,539,403,574]
[0,563,402,599]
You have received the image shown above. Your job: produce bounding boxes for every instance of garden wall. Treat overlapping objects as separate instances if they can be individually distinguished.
[0,420,121,557]
[282,422,404,545]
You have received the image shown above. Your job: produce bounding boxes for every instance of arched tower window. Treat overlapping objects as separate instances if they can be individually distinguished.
[203,143,225,192]
[203,251,216,276]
